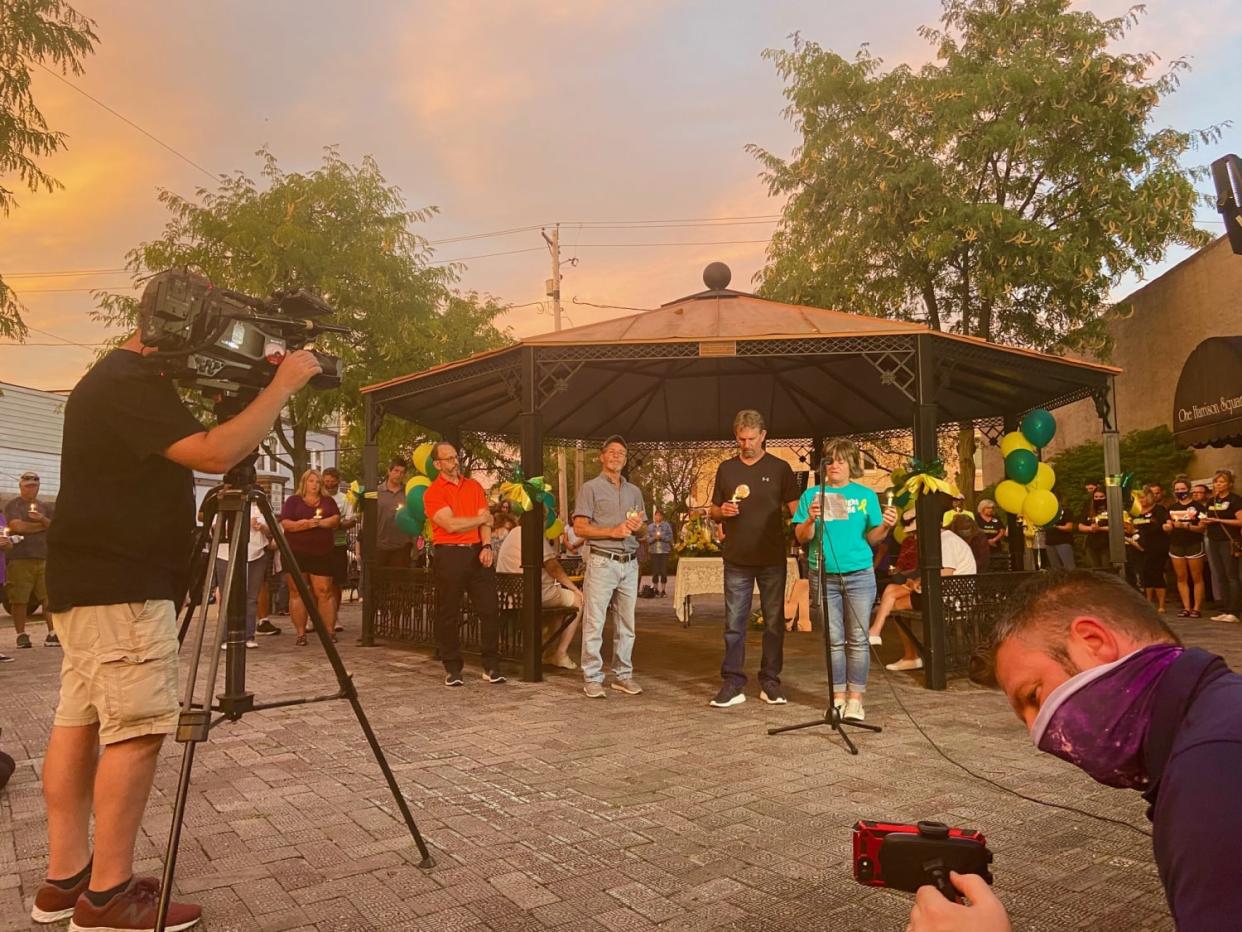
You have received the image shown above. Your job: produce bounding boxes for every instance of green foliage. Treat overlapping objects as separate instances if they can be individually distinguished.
[752,0,1215,354]
[1048,424,1192,521]
[0,0,98,338]
[93,147,510,478]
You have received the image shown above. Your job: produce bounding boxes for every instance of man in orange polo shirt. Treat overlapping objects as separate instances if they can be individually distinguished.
[424,441,504,687]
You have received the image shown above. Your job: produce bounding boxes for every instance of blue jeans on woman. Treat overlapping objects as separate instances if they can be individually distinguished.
[810,568,876,694]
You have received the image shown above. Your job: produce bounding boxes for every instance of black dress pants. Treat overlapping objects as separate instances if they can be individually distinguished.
[433,544,500,673]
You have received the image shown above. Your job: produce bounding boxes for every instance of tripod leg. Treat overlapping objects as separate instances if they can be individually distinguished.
[155,741,198,932]
[255,492,435,867]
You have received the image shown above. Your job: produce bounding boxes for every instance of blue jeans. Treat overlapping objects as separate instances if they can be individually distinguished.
[1046,543,1075,570]
[580,552,638,683]
[722,561,786,688]
[810,569,876,694]
[215,553,269,639]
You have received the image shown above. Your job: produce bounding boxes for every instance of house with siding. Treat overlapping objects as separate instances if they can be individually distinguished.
[1,380,338,509]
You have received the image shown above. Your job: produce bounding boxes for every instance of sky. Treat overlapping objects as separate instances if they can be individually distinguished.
[1,0,1238,392]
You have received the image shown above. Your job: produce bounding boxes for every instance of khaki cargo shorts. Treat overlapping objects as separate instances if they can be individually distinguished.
[52,600,180,745]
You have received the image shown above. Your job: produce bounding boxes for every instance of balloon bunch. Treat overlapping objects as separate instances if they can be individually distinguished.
[994,409,1060,526]
[397,442,440,536]
[497,467,565,540]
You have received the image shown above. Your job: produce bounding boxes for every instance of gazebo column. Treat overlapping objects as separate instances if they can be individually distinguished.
[360,397,383,647]
[913,335,947,690]
[1098,377,1126,570]
[1003,413,1024,572]
[518,347,545,682]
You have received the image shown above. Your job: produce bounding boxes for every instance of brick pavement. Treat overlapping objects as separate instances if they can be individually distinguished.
[3,594,1240,931]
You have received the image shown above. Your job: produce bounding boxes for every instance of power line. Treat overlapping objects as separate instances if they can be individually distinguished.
[4,268,129,279]
[35,62,218,183]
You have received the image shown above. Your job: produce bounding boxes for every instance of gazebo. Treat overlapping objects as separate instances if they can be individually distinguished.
[360,263,1124,688]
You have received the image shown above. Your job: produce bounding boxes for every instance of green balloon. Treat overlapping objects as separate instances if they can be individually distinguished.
[1005,449,1039,484]
[406,484,427,513]
[1020,408,1057,448]
[396,506,423,536]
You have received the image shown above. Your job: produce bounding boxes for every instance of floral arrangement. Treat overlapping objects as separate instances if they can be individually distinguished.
[674,513,720,557]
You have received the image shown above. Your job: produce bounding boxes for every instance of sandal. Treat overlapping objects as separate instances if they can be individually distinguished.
[295,635,308,646]
[1188,610,1201,618]
[1177,610,1192,617]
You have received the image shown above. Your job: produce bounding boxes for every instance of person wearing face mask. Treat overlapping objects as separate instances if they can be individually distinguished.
[905,570,1242,932]
[1077,488,1111,569]
[1202,469,1242,624]
[1165,476,1206,618]
[1133,486,1170,612]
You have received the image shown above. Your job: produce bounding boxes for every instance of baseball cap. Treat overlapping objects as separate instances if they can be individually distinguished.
[601,434,628,451]
[19,472,39,482]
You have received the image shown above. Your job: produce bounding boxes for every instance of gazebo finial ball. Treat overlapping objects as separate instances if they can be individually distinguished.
[703,262,731,290]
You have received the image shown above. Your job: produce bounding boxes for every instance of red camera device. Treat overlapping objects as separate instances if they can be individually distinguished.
[853,820,993,898]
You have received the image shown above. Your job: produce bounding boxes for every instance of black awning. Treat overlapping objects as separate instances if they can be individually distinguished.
[1173,336,1242,448]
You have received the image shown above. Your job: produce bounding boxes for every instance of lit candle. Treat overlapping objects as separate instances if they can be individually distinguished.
[29,502,38,515]
[314,507,323,519]
[885,491,894,509]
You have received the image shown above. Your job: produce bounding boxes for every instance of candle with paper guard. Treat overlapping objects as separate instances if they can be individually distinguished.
[314,507,323,519]
[885,491,894,509]
[730,484,751,504]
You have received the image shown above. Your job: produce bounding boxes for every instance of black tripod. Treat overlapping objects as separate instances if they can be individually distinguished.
[768,466,882,754]
[155,455,433,931]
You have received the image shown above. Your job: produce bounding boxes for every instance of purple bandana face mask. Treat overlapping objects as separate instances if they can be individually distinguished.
[1029,643,1183,789]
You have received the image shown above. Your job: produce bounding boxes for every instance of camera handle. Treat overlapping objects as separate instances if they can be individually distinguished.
[156,475,434,931]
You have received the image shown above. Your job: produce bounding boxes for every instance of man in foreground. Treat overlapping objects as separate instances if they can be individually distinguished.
[707,409,799,708]
[33,278,321,931]
[573,435,646,699]
[908,570,1242,931]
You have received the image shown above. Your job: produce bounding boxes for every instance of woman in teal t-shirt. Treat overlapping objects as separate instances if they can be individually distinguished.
[793,439,897,722]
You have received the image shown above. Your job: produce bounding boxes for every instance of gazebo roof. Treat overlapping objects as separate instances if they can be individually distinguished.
[363,265,1118,443]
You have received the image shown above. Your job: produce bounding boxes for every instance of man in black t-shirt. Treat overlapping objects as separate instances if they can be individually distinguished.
[32,274,321,931]
[707,410,800,708]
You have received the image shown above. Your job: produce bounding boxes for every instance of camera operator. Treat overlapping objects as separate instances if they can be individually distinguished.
[908,570,1242,932]
[32,318,320,930]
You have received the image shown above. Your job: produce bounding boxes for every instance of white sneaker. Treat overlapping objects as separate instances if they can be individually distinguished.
[868,634,883,646]
[246,639,259,648]
[1217,614,1240,624]
[886,657,924,672]
[833,696,846,714]
[1211,613,1230,621]
[843,698,865,721]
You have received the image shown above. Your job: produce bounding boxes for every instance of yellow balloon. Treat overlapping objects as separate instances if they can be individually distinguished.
[1023,489,1059,526]
[893,520,907,544]
[1026,462,1056,493]
[545,517,564,540]
[411,442,435,476]
[995,479,1028,515]
[1000,431,1036,458]
[1130,490,1144,516]
[404,474,432,494]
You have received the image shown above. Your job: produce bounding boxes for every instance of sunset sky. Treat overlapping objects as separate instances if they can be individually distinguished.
[2,0,1237,392]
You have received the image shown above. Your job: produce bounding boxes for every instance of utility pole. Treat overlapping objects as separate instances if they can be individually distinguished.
[542,224,568,531]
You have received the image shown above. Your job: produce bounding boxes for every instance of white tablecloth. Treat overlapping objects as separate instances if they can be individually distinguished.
[672,557,801,623]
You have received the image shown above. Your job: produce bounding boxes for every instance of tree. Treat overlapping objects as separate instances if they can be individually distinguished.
[94,147,510,478]
[630,447,713,526]
[0,0,98,338]
[750,0,1217,500]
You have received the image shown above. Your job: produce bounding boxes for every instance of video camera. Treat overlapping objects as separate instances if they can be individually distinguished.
[853,820,993,900]
[137,269,348,397]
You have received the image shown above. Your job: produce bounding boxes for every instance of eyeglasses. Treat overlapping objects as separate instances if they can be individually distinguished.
[435,454,458,464]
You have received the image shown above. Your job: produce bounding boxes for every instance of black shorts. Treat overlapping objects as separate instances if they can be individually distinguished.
[1169,538,1205,559]
[288,550,334,578]
[329,546,349,586]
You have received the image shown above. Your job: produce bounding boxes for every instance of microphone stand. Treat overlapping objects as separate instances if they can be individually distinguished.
[769,458,882,754]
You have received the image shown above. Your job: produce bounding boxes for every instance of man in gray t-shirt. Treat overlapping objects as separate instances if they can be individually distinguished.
[572,435,646,699]
[4,471,55,648]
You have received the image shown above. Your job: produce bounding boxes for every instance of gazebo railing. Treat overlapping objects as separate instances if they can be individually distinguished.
[369,567,525,660]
